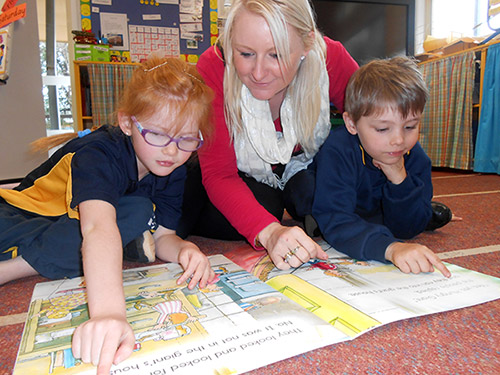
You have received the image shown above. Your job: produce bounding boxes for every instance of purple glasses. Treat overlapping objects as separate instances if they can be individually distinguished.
[131,116,203,152]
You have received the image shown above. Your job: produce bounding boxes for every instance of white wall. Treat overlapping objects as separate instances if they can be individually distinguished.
[415,0,433,55]
[0,0,47,181]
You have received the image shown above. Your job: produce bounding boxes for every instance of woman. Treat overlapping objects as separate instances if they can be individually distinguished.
[178,0,358,269]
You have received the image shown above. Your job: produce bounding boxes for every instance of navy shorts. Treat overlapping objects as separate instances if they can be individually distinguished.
[0,196,154,279]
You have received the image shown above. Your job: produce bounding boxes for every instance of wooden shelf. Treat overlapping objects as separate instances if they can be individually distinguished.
[73,61,139,131]
[418,39,500,125]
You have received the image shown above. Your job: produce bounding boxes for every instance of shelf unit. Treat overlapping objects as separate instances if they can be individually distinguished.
[73,61,139,131]
[418,39,500,119]
[417,39,500,170]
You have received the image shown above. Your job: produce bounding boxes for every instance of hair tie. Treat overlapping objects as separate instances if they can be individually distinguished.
[143,60,204,84]
[78,129,92,138]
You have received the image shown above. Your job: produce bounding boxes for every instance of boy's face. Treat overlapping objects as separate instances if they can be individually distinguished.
[119,108,198,180]
[343,107,421,166]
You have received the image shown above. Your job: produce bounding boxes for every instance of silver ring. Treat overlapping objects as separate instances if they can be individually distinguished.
[283,251,294,263]
[290,245,300,255]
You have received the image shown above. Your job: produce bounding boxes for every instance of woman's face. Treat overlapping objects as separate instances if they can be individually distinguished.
[231,8,307,102]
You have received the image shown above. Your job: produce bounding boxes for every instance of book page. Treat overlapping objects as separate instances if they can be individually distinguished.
[13,255,345,375]
[263,241,500,336]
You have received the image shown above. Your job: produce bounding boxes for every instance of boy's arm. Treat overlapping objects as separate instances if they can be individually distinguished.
[72,200,135,375]
[379,146,433,238]
[153,226,215,290]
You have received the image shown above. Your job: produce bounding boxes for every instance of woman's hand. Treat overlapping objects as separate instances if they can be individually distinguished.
[72,314,135,375]
[257,222,328,269]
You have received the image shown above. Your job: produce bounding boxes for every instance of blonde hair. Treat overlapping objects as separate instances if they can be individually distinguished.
[32,57,213,152]
[222,0,326,153]
[344,56,428,123]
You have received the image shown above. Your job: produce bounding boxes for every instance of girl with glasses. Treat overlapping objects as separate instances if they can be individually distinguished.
[0,57,215,373]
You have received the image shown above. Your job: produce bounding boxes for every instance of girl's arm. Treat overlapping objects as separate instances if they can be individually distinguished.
[153,226,215,290]
[71,200,135,375]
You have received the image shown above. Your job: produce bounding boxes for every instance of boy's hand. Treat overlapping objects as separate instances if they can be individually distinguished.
[372,157,407,185]
[385,242,451,278]
[176,243,216,290]
[72,315,135,375]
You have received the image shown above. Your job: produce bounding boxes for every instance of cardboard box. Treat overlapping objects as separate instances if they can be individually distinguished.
[441,38,479,55]
[423,36,447,53]
[74,44,110,62]
[74,43,92,61]
[91,44,110,62]
[414,52,443,63]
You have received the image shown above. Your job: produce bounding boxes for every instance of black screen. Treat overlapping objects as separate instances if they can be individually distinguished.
[311,0,415,65]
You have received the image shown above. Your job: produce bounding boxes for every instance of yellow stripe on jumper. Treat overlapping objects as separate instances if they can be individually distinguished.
[0,153,78,219]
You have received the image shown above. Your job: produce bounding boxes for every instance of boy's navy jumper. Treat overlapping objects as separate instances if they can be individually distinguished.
[313,126,433,263]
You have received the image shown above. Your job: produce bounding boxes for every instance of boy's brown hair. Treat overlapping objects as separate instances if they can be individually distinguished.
[344,56,428,123]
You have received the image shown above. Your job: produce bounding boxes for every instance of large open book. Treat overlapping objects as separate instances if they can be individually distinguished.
[13,243,500,375]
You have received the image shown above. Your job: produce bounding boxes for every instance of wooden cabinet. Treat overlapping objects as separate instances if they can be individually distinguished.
[417,40,500,170]
[73,61,139,131]
[418,40,500,116]
[73,61,92,131]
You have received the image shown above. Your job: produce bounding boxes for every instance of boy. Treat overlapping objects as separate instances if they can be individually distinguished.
[313,57,451,277]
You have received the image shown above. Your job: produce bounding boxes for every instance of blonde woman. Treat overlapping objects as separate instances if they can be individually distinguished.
[178,0,358,269]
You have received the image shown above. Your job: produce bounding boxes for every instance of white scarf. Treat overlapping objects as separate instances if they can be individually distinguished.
[234,66,331,189]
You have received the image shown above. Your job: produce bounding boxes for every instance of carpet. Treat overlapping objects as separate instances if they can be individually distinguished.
[1,169,499,375]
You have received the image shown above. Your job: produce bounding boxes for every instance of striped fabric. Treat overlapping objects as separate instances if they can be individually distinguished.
[152,300,183,325]
[419,52,476,170]
[87,63,136,126]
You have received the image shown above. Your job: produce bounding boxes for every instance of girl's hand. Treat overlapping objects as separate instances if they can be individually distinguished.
[72,315,135,375]
[153,227,216,290]
[385,242,451,278]
[77,200,135,374]
[176,243,216,290]
[257,222,328,270]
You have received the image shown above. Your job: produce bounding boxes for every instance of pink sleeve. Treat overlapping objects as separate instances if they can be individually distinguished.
[196,47,278,248]
[324,36,359,112]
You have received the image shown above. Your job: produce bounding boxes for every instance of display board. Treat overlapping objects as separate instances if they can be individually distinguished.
[80,0,218,63]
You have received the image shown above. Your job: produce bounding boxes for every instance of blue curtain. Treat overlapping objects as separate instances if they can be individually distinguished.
[474,43,500,174]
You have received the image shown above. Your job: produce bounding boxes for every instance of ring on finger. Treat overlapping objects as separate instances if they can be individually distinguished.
[290,245,301,255]
[283,251,294,263]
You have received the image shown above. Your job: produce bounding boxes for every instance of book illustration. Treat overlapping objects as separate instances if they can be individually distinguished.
[14,256,342,375]
[267,274,381,337]
[226,240,500,331]
[13,246,500,375]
